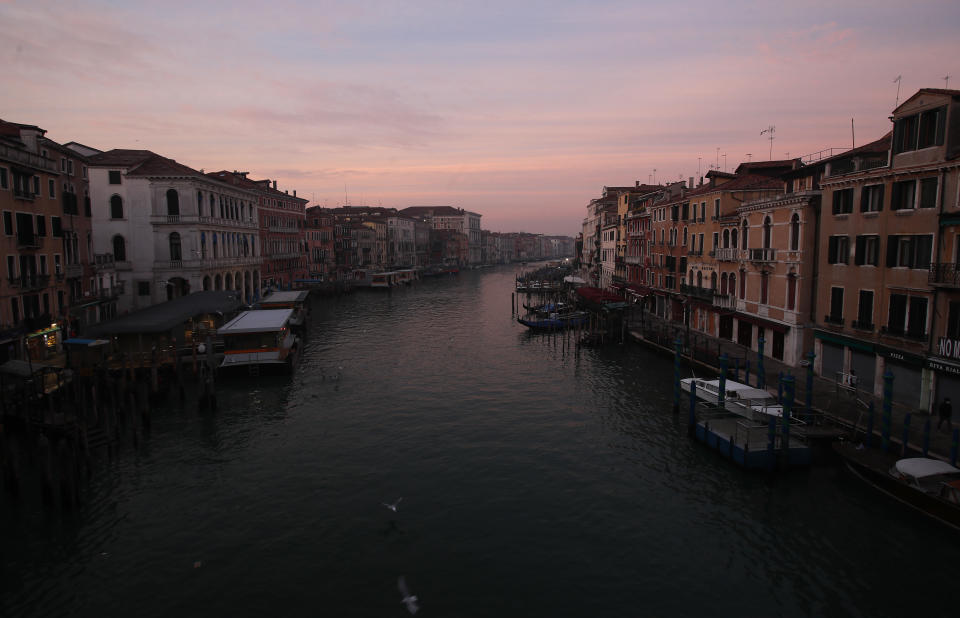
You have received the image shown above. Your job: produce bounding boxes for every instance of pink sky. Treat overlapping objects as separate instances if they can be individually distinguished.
[2,0,958,236]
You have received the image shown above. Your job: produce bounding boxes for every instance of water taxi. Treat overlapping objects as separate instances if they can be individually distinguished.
[217,309,299,373]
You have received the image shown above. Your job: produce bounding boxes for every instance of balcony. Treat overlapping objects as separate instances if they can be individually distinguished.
[65,263,83,278]
[624,255,642,265]
[8,274,51,290]
[688,249,703,257]
[823,314,844,326]
[880,325,928,342]
[0,143,56,173]
[680,284,714,302]
[930,263,960,287]
[17,234,42,250]
[152,255,263,271]
[748,248,777,263]
[851,320,875,332]
[713,293,736,310]
[715,247,740,262]
[149,214,258,229]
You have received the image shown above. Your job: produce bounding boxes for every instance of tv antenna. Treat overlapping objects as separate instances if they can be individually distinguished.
[893,75,902,108]
[746,153,752,162]
[760,126,775,160]
[945,75,951,89]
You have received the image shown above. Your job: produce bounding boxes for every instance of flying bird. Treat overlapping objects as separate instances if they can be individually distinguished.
[382,497,402,512]
[398,576,420,614]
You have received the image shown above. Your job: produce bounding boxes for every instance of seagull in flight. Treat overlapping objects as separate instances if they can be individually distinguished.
[398,576,420,614]
[382,497,402,512]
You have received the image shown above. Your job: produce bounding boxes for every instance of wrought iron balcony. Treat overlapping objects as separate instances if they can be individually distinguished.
[823,314,844,326]
[17,234,42,249]
[930,263,960,287]
[8,274,50,290]
[713,293,736,310]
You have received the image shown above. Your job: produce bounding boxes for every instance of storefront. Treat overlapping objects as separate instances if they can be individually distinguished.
[928,338,960,414]
[876,345,925,410]
[25,322,62,361]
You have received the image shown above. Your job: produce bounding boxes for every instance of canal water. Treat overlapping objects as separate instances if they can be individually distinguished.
[2,265,958,617]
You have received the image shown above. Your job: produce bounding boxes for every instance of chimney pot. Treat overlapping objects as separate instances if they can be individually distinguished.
[273,180,277,190]
[689,177,694,189]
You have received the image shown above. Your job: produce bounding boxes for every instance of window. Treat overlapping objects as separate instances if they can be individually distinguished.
[827,235,849,264]
[741,221,748,249]
[108,170,122,184]
[760,272,769,304]
[113,235,126,261]
[829,287,844,323]
[787,274,796,310]
[138,281,150,296]
[861,184,884,212]
[891,180,916,210]
[856,290,874,329]
[712,232,718,250]
[110,195,123,219]
[2,211,11,235]
[738,270,745,299]
[887,294,907,334]
[166,189,180,216]
[67,160,73,176]
[920,178,938,209]
[714,199,720,219]
[915,106,947,150]
[947,301,960,339]
[894,114,918,153]
[169,232,182,261]
[33,176,40,195]
[789,213,800,250]
[886,234,932,269]
[908,297,928,338]
[6,256,14,278]
[832,188,854,214]
[0,167,7,190]
[854,235,879,266]
[48,179,56,198]
[762,216,772,248]
[51,216,62,237]
[35,215,46,237]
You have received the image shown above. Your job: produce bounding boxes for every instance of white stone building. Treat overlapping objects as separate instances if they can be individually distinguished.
[87,150,262,312]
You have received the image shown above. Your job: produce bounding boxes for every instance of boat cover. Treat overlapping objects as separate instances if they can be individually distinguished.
[895,458,960,479]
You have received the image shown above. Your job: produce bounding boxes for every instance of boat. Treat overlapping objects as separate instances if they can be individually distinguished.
[834,441,960,532]
[370,271,400,288]
[522,301,574,316]
[681,377,811,468]
[257,290,310,329]
[217,308,299,373]
[517,310,589,331]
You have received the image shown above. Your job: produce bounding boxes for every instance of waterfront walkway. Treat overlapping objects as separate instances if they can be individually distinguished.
[627,313,960,463]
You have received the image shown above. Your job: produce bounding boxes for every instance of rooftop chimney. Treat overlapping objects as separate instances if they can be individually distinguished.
[635,180,639,187]
[273,180,277,190]
[688,177,694,189]
[293,190,297,197]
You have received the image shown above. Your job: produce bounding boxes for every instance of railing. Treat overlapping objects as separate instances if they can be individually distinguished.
[152,256,263,270]
[17,234,42,249]
[688,249,703,257]
[861,157,889,170]
[149,214,258,229]
[624,256,642,265]
[880,325,928,342]
[713,293,736,310]
[680,284,714,302]
[715,247,740,261]
[823,314,844,326]
[851,320,874,332]
[0,142,57,172]
[748,248,777,262]
[65,263,83,278]
[930,263,960,287]
[94,253,115,267]
[97,283,125,299]
[8,274,50,290]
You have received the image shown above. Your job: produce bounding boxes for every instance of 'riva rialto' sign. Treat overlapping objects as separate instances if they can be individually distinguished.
[937,337,960,359]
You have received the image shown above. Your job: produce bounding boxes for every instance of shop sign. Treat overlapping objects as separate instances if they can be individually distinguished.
[877,345,925,367]
[927,357,960,376]
[936,337,960,361]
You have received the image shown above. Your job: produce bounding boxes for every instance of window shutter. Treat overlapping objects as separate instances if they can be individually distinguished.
[832,192,840,215]
[860,188,868,212]
[904,237,914,268]
[855,236,865,265]
[892,119,903,154]
[886,235,898,267]
[877,185,885,211]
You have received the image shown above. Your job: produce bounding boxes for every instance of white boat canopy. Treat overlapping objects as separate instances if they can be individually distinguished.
[218,309,294,335]
[261,291,309,304]
[895,458,960,479]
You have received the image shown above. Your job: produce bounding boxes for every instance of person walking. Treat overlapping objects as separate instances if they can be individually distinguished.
[938,397,953,431]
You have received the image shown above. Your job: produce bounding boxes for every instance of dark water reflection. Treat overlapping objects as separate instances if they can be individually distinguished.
[2,265,958,617]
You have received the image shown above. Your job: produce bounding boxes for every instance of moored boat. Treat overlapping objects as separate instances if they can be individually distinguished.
[834,441,960,532]
[257,290,310,329]
[517,310,589,331]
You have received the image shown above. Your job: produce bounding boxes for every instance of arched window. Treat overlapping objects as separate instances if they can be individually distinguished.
[697,271,703,288]
[711,272,717,290]
[729,273,736,298]
[742,220,749,250]
[787,273,797,310]
[731,228,738,248]
[197,190,203,209]
[110,195,123,219]
[166,189,180,216]
[760,272,769,304]
[683,227,688,246]
[209,194,215,217]
[790,213,800,251]
[721,273,728,295]
[169,232,182,261]
[762,216,772,249]
[689,269,694,283]
[113,235,126,261]
[739,269,746,299]
[723,229,730,248]
[200,232,207,259]
[212,232,218,258]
